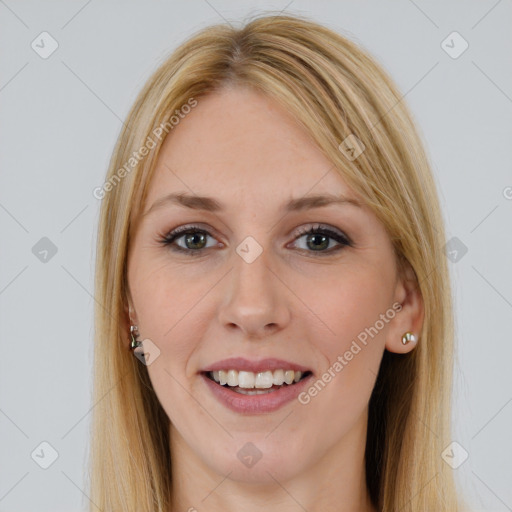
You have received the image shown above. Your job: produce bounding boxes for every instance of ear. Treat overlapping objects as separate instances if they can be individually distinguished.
[385,261,424,354]
[123,287,138,327]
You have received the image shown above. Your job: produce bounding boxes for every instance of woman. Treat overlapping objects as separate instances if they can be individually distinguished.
[90,13,466,511]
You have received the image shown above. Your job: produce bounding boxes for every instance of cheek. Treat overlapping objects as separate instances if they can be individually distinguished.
[131,256,211,340]
[293,264,391,414]
[128,260,207,389]
[292,260,394,347]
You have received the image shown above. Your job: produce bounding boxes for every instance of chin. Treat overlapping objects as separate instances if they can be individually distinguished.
[202,437,310,484]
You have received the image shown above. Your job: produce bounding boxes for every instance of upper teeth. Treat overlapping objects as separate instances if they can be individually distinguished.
[211,369,303,388]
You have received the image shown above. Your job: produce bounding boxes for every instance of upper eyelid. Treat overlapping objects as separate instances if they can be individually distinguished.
[165,222,345,236]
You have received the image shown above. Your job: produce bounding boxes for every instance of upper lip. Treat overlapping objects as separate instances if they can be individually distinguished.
[201,357,312,374]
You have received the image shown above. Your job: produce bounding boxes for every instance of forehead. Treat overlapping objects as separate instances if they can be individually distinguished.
[146,86,357,208]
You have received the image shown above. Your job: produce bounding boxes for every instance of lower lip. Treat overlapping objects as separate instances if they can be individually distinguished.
[200,372,313,414]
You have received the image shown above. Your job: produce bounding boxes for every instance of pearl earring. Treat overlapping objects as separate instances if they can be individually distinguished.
[401,331,416,345]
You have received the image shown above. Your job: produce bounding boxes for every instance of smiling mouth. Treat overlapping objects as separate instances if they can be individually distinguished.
[203,370,313,395]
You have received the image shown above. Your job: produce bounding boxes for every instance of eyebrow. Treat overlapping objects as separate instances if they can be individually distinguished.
[142,192,363,218]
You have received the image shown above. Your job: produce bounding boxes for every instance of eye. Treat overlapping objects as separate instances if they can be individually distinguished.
[159,223,352,256]
[289,224,352,254]
[159,225,220,256]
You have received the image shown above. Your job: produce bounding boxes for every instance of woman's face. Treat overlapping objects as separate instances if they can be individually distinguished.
[126,85,420,483]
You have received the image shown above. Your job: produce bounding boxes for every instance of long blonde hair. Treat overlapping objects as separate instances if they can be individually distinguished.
[90,13,464,511]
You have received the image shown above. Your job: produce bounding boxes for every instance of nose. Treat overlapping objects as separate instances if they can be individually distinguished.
[218,247,291,340]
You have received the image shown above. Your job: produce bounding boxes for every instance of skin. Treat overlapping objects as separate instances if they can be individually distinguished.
[126,84,424,512]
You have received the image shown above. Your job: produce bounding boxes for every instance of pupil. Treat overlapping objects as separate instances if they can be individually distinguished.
[186,233,206,249]
[307,234,328,250]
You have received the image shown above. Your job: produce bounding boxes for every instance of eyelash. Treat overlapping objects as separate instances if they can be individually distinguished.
[158,223,352,257]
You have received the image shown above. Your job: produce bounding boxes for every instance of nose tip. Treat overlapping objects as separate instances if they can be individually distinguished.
[217,250,290,339]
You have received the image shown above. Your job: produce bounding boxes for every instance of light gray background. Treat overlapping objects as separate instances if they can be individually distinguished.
[1,1,511,511]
